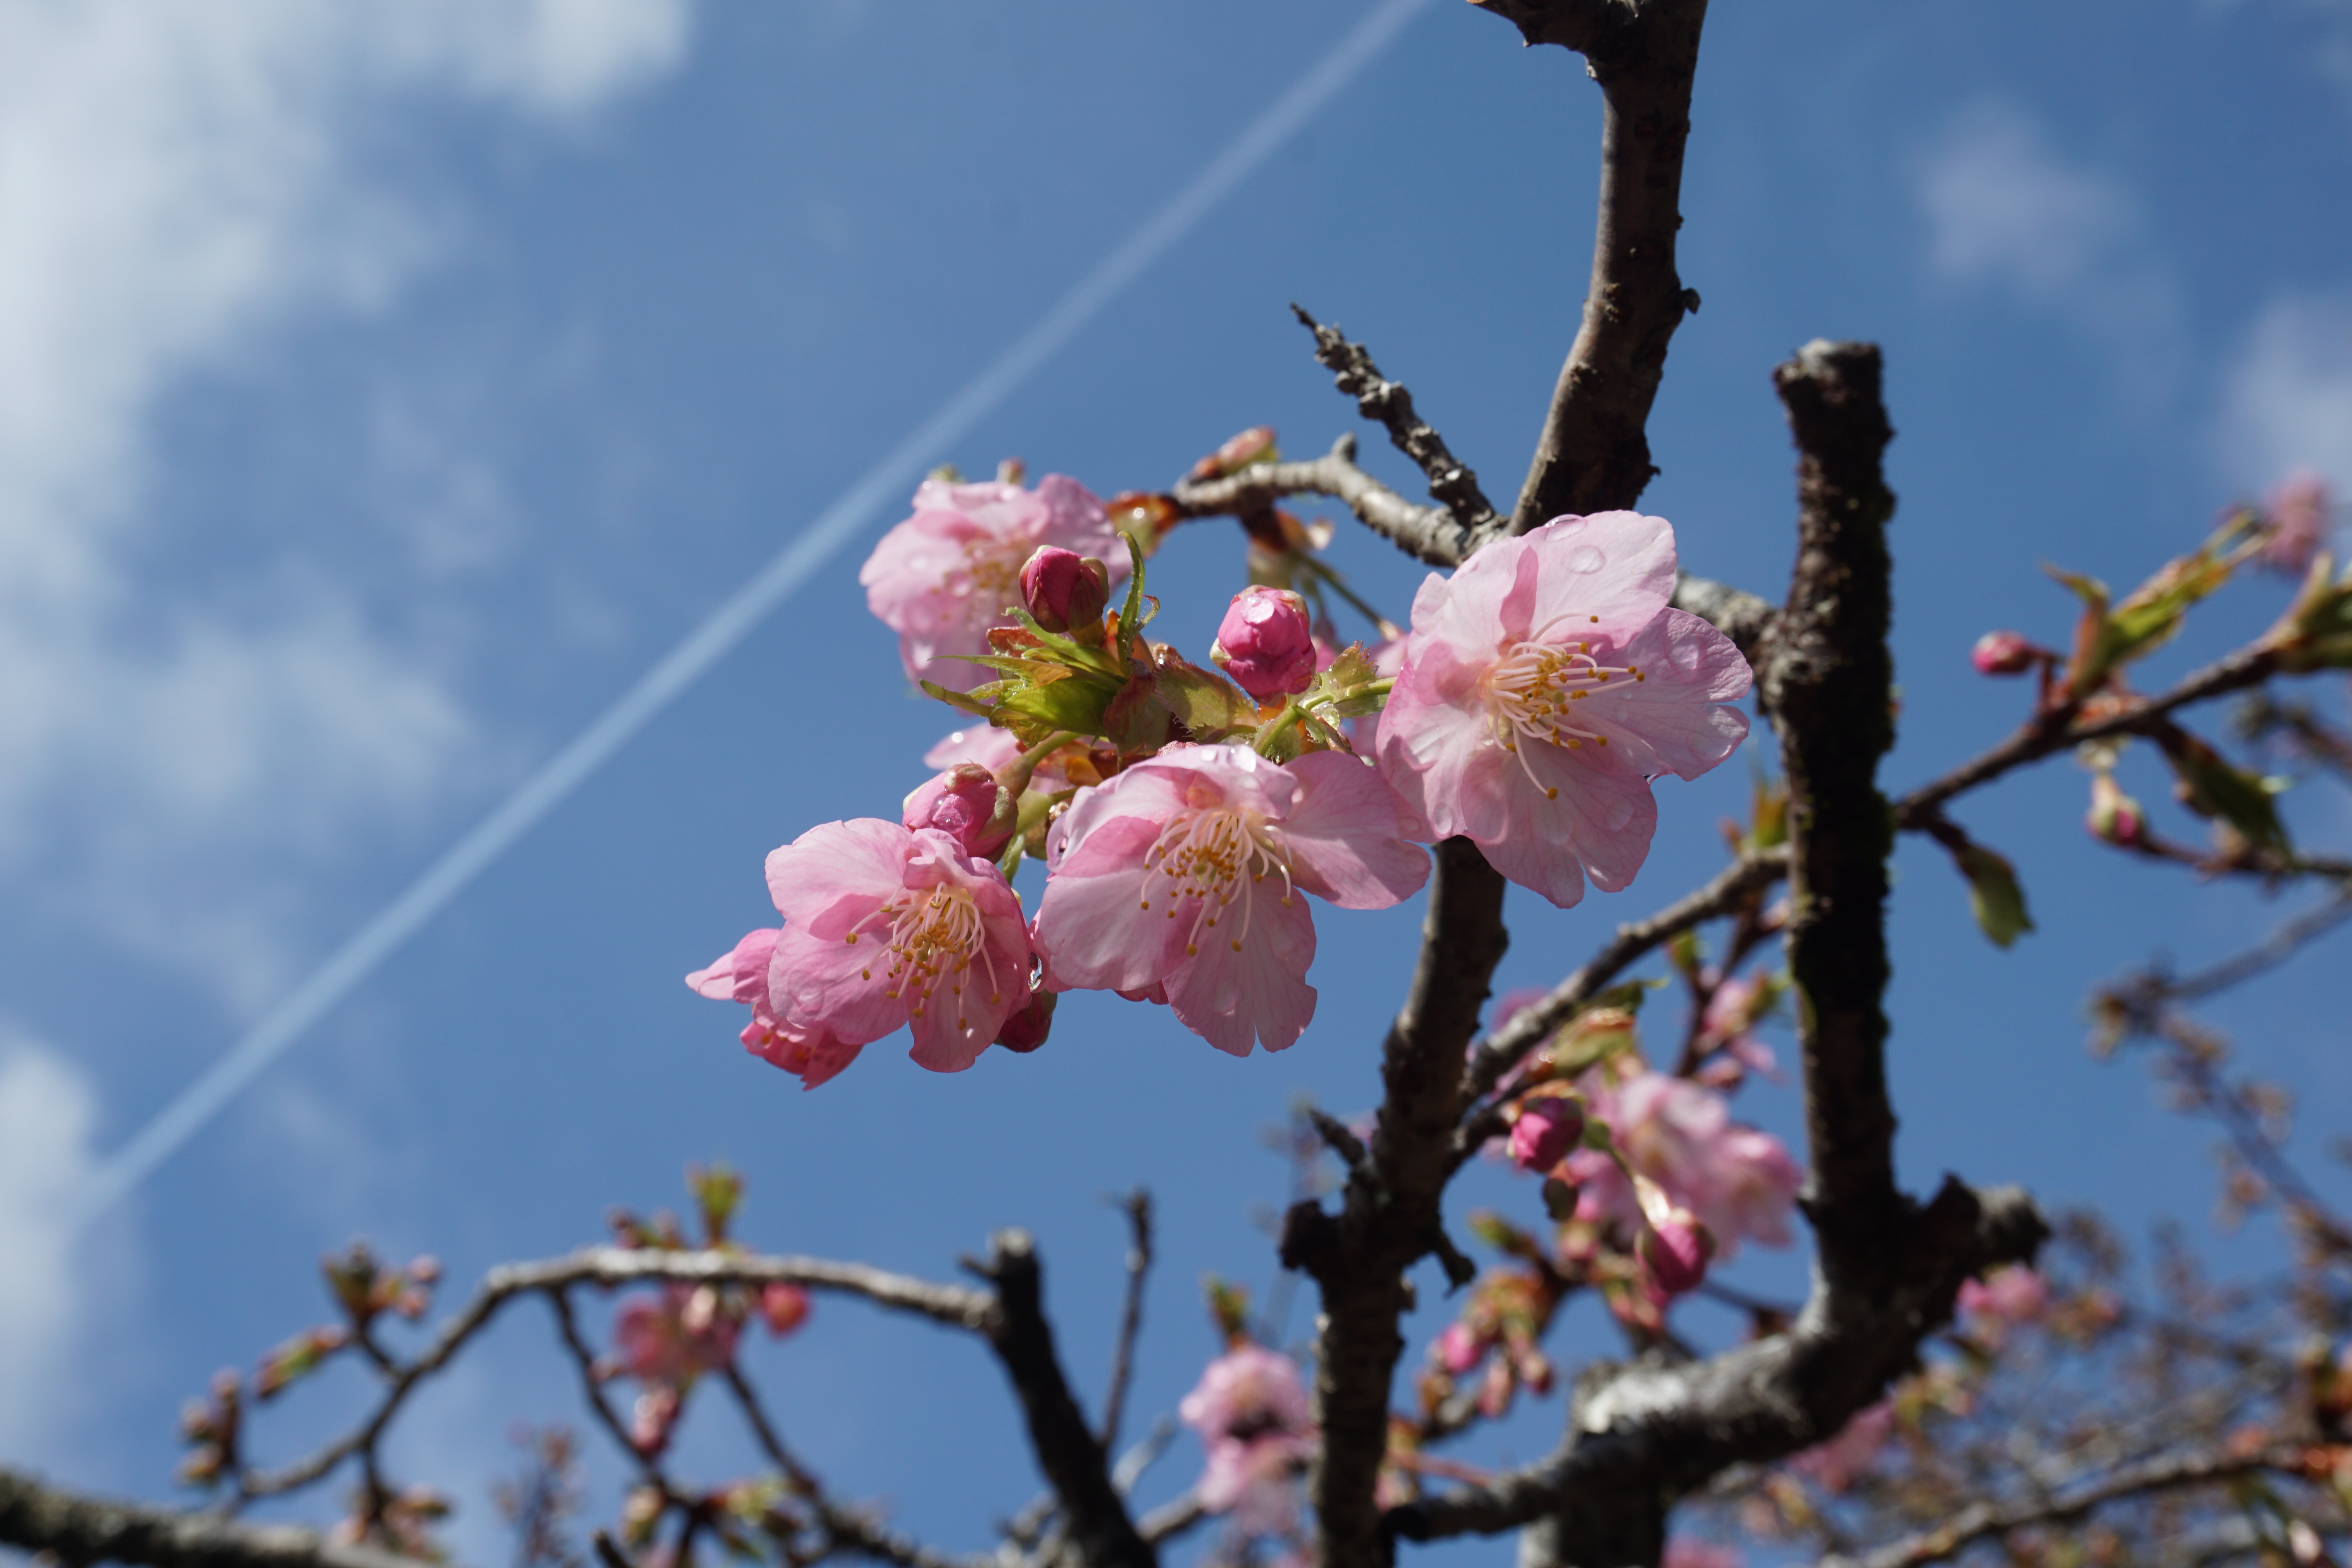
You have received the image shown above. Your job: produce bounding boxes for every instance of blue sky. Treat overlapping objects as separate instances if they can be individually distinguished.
[4,0,2352,1558]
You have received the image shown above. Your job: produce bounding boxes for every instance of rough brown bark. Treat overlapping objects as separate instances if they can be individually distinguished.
[0,1469,418,1568]
[1468,0,1710,534]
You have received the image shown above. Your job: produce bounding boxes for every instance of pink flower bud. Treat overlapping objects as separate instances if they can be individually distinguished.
[759,1283,810,1337]
[2086,771,2145,847]
[902,764,1014,858]
[1211,586,1317,699]
[1638,1209,1714,1299]
[1434,1321,1485,1374]
[1970,630,2037,676]
[1507,1096,1584,1173]
[992,989,1056,1053]
[1020,546,1111,634]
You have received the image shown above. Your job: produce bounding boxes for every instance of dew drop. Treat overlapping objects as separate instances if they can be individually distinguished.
[1568,545,1606,573]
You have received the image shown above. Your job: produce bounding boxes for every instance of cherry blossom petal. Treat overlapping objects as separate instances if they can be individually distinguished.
[765,818,907,938]
[1034,813,1180,994]
[1279,750,1430,909]
[1165,886,1316,1055]
[1559,608,1752,780]
[1521,511,1679,633]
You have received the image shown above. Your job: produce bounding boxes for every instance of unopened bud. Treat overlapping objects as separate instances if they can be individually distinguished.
[1506,1095,1584,1173]
[1020,546,1111,635]
[993,989,1056,1053]
[1970,630,2038,675]
[903,764,1015,858]
[1211,586,1317,699]
[1638,1210,1714,1299]
[2087,771,2146,847]
[1435,1321,1485,1374]
[759,1282,811,1336]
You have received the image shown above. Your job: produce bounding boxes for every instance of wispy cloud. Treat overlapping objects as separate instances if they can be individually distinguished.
[2215,290,2352,495]
[0,1034,109,1454]
[1913,100,2184,398]
[0,0,690,1007]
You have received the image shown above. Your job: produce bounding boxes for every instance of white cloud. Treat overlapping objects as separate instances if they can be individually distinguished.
[1914,100,2184,396]
[2216,290,2352,496]
[0,0,690,1005]
[0,1036,107,1453]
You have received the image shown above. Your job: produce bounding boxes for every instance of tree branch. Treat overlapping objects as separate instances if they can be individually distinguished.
[1814,1443,2316,1568]
[965,1231,1153,1568]
[1169,434,1465,568]
[1284,838,1509,1568]
[1098,1191,1154,1452]
[1760,338,1903,1286]
[241,1248,993,1498]
[0,1470,425,1568]
[1292,307,1499,540]
[1387,341,2049,1553]
[1468,0,1711,532]
[1457,848,1789,1122]
[1669,573,1775,663]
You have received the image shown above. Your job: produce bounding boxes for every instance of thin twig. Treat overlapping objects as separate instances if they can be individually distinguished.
[240,1248,992,1498]
[1814,1443,2314,1568]
[1097,1191,1154,1453]
[1293,306,1499,536]
[1458,848,1789,1119]
[1171,432,1465,567]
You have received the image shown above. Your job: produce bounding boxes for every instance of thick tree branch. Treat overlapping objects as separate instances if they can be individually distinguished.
[1388,341,2049,1553]
[1169,434,1465,568]
[1292,307,1499,540]
[0,1470,423,1568]
[965,1231,1153,1568]
[1814,1443,2316,1568]
[1284,838,1509,1568]
[1469,0,1710,532]
[1386,1185,2049,1539]
[1761,338,1904,1286]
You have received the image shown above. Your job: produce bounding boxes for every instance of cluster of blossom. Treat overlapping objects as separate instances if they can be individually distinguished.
[691,456,1753,1082]
[1179,1334,1317,1538]
[602,1169,812,1456]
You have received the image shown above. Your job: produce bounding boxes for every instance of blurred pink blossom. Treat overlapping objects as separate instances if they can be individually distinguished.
[1969,630,2037,675]
[1958,1264,2049,1338]
[1790,1400,1895,1493]
[613,1287,737,1388]
[1696,971,1779,1079]
[1568,1072,1802,1254]
[2259,472,2332,576]
[1377,512,1751,909]
[1662,1539,1744,1568]
[1032,745,1428,1054]
[1508,1095,1585,1174]
[860,473,1122,683]
[1179,1343,1315,1535]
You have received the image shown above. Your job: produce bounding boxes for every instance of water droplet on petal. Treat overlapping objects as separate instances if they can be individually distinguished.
[1568,545,1606,573]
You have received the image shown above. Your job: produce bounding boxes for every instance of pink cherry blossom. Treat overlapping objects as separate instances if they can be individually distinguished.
[759,820,1036,1075]
[1031,744,1429,1054]
[859,473,1123,684]
[613,1287,737,1387]
[1180,1343,1316,1535]
[1019,545,1111,633]
[1434,1321,1486,1375]
[1695,972,1780,1080]
[1789,1400,1895,1493]
[686,926,864,1089]
[1377,512,1751,908]
[1639,1205,1714,1298]
[1567,1072,1803,1255]
[1213,586,1318,699]
[2259,471,2332,576]
[1663,1539,1744,1568]
[1958,1263,2049,1337]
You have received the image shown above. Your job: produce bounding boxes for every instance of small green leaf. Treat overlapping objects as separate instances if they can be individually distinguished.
[1950,840,2034,948]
